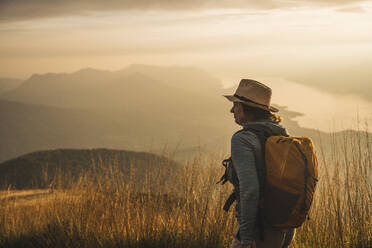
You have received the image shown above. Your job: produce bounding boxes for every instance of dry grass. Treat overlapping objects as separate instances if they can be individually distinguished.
[0,190,50,199]
[0,130,371,248]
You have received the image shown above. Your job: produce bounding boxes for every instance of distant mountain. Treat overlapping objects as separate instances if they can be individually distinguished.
[1,65,370,166]
[0,65,223,113]
[0,148,179,190]
[1,97,363,165]
[0,99,167,163]
[0,65,231,163]
[1,97,324,164]
[0,98,234,163]
[122,64,222,94]
[0,77,23,94]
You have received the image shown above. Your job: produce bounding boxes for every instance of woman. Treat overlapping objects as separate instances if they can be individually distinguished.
[224,79,295,248]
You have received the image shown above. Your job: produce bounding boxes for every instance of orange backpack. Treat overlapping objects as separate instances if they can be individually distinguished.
[219,125,319,228]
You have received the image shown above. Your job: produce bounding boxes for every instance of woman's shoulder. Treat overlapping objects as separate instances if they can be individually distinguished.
[231,129,261,148]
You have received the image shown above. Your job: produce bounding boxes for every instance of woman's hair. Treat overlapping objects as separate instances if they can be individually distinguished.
[241,103,282,123]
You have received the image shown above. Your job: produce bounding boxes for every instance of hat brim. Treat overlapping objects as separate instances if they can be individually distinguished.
[224,95,279,112]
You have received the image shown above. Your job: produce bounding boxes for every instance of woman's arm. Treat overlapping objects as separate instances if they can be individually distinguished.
[231,131,260,246]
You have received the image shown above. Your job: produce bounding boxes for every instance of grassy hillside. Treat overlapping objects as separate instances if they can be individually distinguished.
[0,148,179,190]
[0,128,370,248]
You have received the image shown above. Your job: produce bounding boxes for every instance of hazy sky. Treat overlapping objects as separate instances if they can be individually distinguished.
[1,0,372,131]
[1,0,371,78]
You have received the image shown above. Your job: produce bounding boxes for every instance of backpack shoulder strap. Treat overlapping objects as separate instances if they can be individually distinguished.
[242,124,274,196]
[241,125,275,241]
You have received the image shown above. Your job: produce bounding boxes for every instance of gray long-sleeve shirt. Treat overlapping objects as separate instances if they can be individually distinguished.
[230,120,288,246]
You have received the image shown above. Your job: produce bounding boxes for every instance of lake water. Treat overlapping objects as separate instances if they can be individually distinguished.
[223,77,372,133]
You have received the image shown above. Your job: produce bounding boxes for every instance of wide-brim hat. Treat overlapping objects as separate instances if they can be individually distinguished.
[224,79,279,112]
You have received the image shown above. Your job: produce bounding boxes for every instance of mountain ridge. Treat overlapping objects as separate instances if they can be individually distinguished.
[1,64,370,166]
[0,77,23,94]
[0,148,180,190]
[0,65,224,112]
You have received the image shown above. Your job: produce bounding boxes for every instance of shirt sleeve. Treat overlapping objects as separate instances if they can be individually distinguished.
[231,131,260,246]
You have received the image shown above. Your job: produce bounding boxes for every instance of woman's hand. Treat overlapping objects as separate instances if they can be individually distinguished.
[242,240,256,248]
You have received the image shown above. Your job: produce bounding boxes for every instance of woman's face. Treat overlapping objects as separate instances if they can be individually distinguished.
[230,102,247,125]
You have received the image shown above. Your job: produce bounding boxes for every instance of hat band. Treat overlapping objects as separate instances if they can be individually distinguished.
[234,94,270,109]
